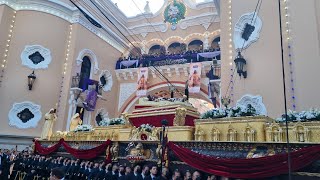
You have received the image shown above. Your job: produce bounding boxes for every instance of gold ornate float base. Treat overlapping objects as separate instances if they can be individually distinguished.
[266,121,320,143]
[50,125,128,141]
[166,126,194,141]
[194,116,273,142]
[119,126,194,141]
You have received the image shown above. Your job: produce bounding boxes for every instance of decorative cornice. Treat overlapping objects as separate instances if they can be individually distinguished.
[0,0,126,52]
[183,0,215,10]
[179,12,219,30]
[128,22,168,36]
[126,13,219,35]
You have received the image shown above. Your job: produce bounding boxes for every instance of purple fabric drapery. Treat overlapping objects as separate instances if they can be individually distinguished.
[83,89,98,111]
[197,51,221,60]
[120,60,139,68]
[81,78,99,92]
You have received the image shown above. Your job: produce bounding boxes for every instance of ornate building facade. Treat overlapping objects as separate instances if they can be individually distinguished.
[0,0,320,150]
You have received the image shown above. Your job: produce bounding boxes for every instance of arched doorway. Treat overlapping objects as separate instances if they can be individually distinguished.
[188,40,203,51]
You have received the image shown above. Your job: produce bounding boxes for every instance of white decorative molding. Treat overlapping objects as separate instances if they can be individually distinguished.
[0,0,126,53]
[76,49,99,75]
[179,13,219,30]
[140,32,148,38]
[95,108,109,126]
[233,12,262,51]
[8,101,42,129]
[128,22,168,35]
[182,0,216,10]
[20,45,52,69]
[118,83,137,110]
[99,70,113,92]
[202,23,211,30]
[236,94,267,116]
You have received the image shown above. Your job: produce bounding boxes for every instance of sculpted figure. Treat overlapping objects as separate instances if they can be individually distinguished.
[69,113,83,132]
[40,108,57,140]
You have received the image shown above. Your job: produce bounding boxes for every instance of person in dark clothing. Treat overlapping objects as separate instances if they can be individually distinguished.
[145,165,158,180]
[129,165,143,180]
[50,167,65,180]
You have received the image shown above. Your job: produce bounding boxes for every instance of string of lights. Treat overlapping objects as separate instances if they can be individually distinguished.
[56,24,73,116]
[0,10,16,87]
[228,0,235,105]
[283,0,296,110]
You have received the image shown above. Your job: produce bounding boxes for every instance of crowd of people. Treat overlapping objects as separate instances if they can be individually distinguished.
[115,48,220,69]
[0,148,224,180]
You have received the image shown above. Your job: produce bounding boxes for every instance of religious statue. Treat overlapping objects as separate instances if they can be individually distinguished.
[69,113,83,132]
[149,127,159,141]
[294,125,310,142]
[228,129,237,141]
[173,107,187,126]
[129,127,138,140]
[40,108,57,140]
[244,126,255,142]
[211,128,220,141]
[188,70,201,87]
[195,127,205,141]
[144,1,151,13]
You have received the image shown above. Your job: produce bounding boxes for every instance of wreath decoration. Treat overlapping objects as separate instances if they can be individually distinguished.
[164,0,186,30]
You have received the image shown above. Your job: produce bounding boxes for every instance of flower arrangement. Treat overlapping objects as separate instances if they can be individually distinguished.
[138,124,154,133]
[98,117,126,126]
[276,108,320,122]
[109,118,126,125]
[200,104,258,119]
[98,118,110,126]
[73,124,93,132]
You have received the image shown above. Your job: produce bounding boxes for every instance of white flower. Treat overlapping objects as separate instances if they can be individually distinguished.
[73,124,93,132]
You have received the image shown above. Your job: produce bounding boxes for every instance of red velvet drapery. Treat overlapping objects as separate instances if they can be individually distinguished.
[167,142,320,179]
[34,139,111,160]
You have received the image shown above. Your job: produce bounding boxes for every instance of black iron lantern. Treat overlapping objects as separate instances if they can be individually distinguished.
[234,51,247,78]
[27,71,36,90]
[71,73,81,88]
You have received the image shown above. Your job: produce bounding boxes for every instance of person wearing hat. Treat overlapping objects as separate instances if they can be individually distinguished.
[69,113,82,132]
[41,108,57,140]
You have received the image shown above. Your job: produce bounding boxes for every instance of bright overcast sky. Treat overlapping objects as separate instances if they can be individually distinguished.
[110,0,211,17]
[110,0,165,17]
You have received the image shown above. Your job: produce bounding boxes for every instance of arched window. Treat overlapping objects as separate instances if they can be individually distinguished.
[211,36,220,50]
[168,42,183,54]
[79,56,91,90]
[148,44,161,55]
[188,40,203,51]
